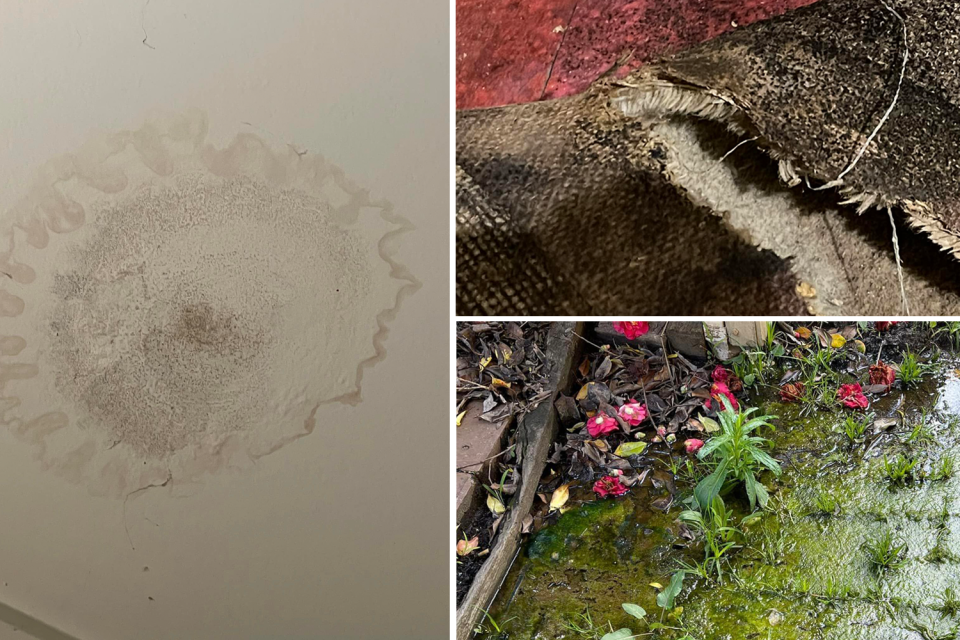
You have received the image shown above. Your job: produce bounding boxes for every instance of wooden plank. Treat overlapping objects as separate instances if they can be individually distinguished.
[455,322,583,640]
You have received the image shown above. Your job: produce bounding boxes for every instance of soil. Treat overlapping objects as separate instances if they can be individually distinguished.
[456,507,496,606]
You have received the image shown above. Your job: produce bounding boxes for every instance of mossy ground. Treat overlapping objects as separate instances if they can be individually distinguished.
[477,360,960,640]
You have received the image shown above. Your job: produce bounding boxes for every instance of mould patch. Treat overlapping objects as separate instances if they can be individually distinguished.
[0,110,419,497]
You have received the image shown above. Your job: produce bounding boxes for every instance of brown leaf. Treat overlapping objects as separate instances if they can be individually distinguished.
[578,357,591,378]
[796,282,817,298]
[521,514,534,534]
[595,356,613,380]
[549,484,571,512]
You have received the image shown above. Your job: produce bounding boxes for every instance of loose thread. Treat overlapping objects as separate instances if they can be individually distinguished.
[816,0,908,190]
[887,206,910,314]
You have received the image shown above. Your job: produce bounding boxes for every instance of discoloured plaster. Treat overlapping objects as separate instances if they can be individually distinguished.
[0,110,418,498]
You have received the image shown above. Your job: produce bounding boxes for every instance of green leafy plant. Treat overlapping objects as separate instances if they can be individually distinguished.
[656,571,686,612]
[695,396,781,510]
[865,531,907,574]
[596,605,647,640]
[730,343,783,388]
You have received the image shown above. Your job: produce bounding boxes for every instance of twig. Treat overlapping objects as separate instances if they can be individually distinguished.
[571,331,604,352]
[456,445,517,473]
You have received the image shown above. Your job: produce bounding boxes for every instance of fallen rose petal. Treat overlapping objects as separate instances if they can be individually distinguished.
[618,400,648,427]
[612,321,650,340]
[457,536,480,556]
[780,381,805,402]
[586,412,619,438]
[593,475,629,498]
[838,383,869,409]
[869,362,896,387]
[711,366,730,384]
[684,439,704,454]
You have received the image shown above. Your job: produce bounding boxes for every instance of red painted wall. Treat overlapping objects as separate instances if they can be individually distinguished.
[456,0,818,109]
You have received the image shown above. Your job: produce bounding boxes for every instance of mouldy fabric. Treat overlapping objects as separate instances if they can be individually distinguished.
[456,0,960,315]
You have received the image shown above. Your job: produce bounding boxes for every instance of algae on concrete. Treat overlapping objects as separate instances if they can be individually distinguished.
[478,361,960,640]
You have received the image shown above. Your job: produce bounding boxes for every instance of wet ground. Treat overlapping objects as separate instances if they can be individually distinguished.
[477,355,960,640]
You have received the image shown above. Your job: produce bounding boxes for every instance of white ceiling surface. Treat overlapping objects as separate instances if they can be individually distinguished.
[0,2,449,639]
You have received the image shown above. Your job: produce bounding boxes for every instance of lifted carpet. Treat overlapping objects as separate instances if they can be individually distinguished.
[457,0,960,315]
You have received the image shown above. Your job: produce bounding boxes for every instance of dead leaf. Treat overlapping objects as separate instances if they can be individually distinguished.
[456,536,480,556]
[873,417,898,430]
[479,356,492,371]
[487,494,506,515]
[491,378,512,390]
[456,411,466,427]
[794,327,812,339]
[650,582,663,590]
[614,441,648,457]
[595,356,613,380]
[549,483,571,512]
[830,334,846,348]
[699,415,721,433]
[796,282,817,298]
[521,514,534,533]
[578,357,591,378]
[588,439,609,452]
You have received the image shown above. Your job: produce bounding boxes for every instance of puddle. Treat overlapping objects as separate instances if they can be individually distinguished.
[478,358,960,640]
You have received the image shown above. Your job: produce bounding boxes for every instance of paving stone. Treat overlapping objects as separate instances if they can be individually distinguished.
[456,400,513,523]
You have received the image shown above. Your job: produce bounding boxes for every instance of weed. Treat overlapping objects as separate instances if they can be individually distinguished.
[843,414,871,443]
[751,527,790,566]
[906,421,935,445]
[936,587,960,618]
[899,352,929,388]
[695,396,781,510]
[474,608,516,636]
[560,609,604,639]
[678,497,746,583]
[931,456,956,482]
[925,543,956,565]
[865,531,907,574]
[821,578,854,600]
[730,348,778,388]
[814,492,840,516]
[934,322,960,350]
[883,453,918,485]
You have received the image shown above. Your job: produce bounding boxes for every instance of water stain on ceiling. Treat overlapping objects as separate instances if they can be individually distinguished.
[0,109,419,498]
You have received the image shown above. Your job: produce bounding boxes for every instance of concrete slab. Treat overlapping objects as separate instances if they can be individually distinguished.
[456,401,513,523]
[594,321,707,358]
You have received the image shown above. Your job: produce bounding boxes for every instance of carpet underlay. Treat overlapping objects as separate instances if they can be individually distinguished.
[456,0,960,315]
